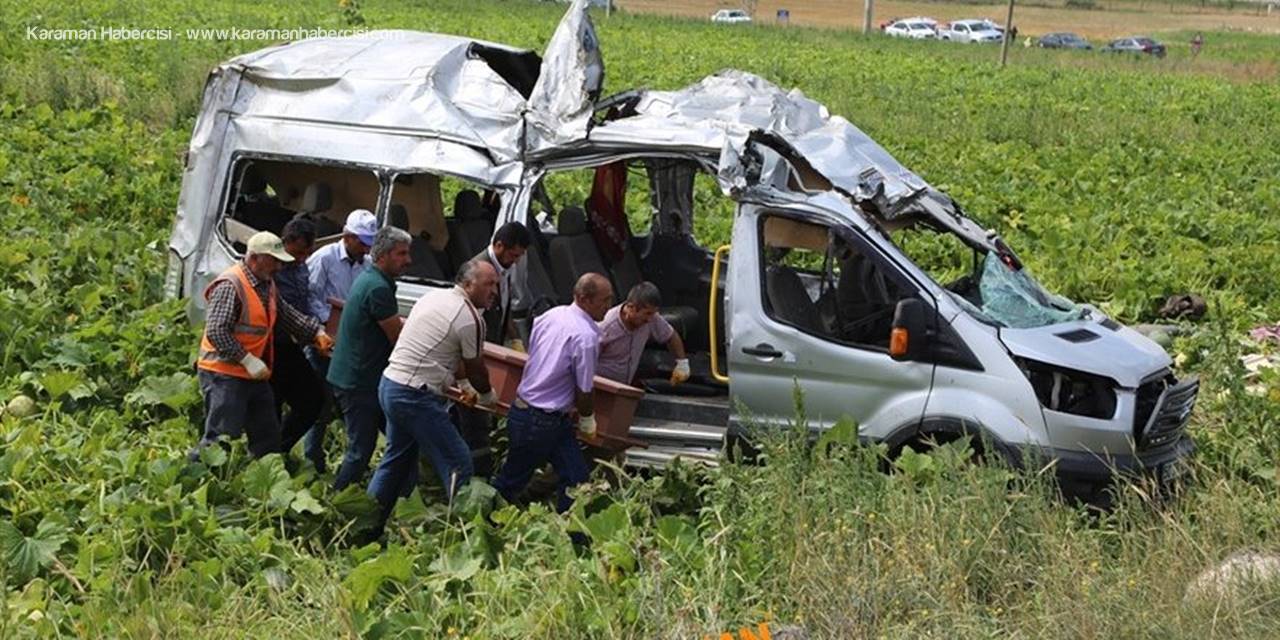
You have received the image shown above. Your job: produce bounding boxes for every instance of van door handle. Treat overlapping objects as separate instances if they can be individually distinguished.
[742,344,783,358]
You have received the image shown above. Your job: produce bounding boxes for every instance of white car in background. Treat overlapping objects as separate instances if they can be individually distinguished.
[710,9,752,24]
[884,18,938,39]
[940,19,1005,43]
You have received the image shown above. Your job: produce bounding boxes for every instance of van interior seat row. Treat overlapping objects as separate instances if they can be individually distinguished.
[537,201,706,387]
[388,204,448,281]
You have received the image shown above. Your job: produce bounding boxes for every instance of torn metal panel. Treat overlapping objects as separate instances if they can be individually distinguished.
[600,70,929,205]
[168,66,244,260]
[222,31,535,164]
[588,71,998,249]
[525,0,605,152]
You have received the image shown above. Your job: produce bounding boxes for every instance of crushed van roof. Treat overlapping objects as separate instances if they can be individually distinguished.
[218,30,541,163]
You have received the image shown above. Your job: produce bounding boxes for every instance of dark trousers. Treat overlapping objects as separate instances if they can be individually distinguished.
[271,337,324,457]
[369,376,474,524]
[456,406,495,478]
[196,369,279,458]
[492,404,589,513]
[332,385,385,491]
[303,347,333,470]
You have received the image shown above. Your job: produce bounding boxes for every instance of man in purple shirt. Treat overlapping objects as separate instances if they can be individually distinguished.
[492,272,613,512]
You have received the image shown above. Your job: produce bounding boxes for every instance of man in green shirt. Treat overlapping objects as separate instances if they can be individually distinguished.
[327,226,412,491]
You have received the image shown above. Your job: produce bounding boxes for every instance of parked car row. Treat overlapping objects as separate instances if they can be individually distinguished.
[1040,32,1166,57]
[879,16,1168,58]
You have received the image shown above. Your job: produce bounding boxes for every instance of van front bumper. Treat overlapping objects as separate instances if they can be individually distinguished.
[1000,435,1195,503]
[1009,375,1199,500]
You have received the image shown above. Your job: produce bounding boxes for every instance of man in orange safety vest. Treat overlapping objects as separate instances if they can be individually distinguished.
[191,231,335,461]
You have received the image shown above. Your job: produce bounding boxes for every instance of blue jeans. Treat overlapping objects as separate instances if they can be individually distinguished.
[492,404,589,513]
[331,385,384,491]
[303,347,332,470]
[368,377,474,519]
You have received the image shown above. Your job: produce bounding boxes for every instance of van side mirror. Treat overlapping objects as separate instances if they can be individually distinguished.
[889,298,929,361]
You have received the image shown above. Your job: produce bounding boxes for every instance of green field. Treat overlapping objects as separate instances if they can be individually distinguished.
[2,0,1280,637]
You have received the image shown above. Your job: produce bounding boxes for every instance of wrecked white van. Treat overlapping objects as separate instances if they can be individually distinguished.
[167,0,1197,499]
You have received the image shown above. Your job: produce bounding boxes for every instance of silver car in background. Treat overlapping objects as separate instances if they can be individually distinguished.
[710,9,752,24]
[940,19,1005,43]
[885,18,938,39]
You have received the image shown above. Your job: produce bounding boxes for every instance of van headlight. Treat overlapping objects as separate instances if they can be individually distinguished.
[1015,358,1118,420]
[164,250,184,300]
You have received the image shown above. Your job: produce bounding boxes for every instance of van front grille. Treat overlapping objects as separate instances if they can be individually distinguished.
[1135,376,1199,450]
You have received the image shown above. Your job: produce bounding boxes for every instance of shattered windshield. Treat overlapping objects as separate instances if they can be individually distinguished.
[893,222,1085,329]
[958,252,1087,329]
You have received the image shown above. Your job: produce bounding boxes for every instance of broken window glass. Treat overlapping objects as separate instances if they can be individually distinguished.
[972,253,1086,329]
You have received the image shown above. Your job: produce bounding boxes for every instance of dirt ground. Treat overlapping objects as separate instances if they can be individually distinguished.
[616,0,1280,39]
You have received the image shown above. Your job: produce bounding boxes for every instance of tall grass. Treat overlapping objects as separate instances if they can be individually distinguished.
[41,428,1280,638]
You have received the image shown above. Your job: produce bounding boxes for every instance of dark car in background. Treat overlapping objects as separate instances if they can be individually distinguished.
[1103,36,1167,58]
[1038,32,1092,50]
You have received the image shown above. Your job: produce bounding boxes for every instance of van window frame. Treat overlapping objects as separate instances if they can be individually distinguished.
[755,209,922,355]
[213,151,392,259]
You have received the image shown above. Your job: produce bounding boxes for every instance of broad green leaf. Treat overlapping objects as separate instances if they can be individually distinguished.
[39,370,85,400]
[345,545,412,610]
[269,484,297,511]
[289,489,325,515]
[894,448,937,482]
[427,543,483,583]
[0,518,67,581]
[332,486,382,532]
[599,539,637,573]
[452,478,497,519]
[125,372,198,411]
[199,445,227,468]
[584,503,630,542]
[391,487,432,525]
[655,515,698,552]
[240,455,291,505]
[816,415,859,459]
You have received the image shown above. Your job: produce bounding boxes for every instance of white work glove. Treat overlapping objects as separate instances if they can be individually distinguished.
[456,379,478,406]
[670,358,691,385]
[577,414,597,437]
[240,353,270,380]
[476,389,497,409]
[506,338,526,354]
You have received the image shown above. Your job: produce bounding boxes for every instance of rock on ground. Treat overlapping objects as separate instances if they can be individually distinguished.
[1185,551,1280,602]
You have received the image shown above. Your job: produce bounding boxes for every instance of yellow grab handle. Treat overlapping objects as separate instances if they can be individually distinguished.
[709,244,731,384]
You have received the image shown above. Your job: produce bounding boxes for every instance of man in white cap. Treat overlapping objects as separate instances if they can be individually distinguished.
[301,208,377,471]
[192,231,335,461]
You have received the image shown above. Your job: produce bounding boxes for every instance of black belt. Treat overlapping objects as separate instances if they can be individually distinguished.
[513,397,567,416]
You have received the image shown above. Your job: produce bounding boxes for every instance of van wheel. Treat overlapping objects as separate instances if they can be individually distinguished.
[891,431,988,465]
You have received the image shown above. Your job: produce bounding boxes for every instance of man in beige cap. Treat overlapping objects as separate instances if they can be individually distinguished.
[191,231,336,461]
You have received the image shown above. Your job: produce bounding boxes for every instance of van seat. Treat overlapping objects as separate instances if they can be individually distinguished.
[611,239,645,297]
[765,264,825,334]
[301,182,341,237]
[548,206,609,304]
[522,214,559,315]
[388,204,446,281]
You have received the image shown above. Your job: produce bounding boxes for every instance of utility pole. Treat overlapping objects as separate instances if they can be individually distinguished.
[999,0,1016,67]
[863,0,874,34]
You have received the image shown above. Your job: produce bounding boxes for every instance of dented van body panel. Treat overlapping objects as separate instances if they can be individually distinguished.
[168,0,1195,497]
